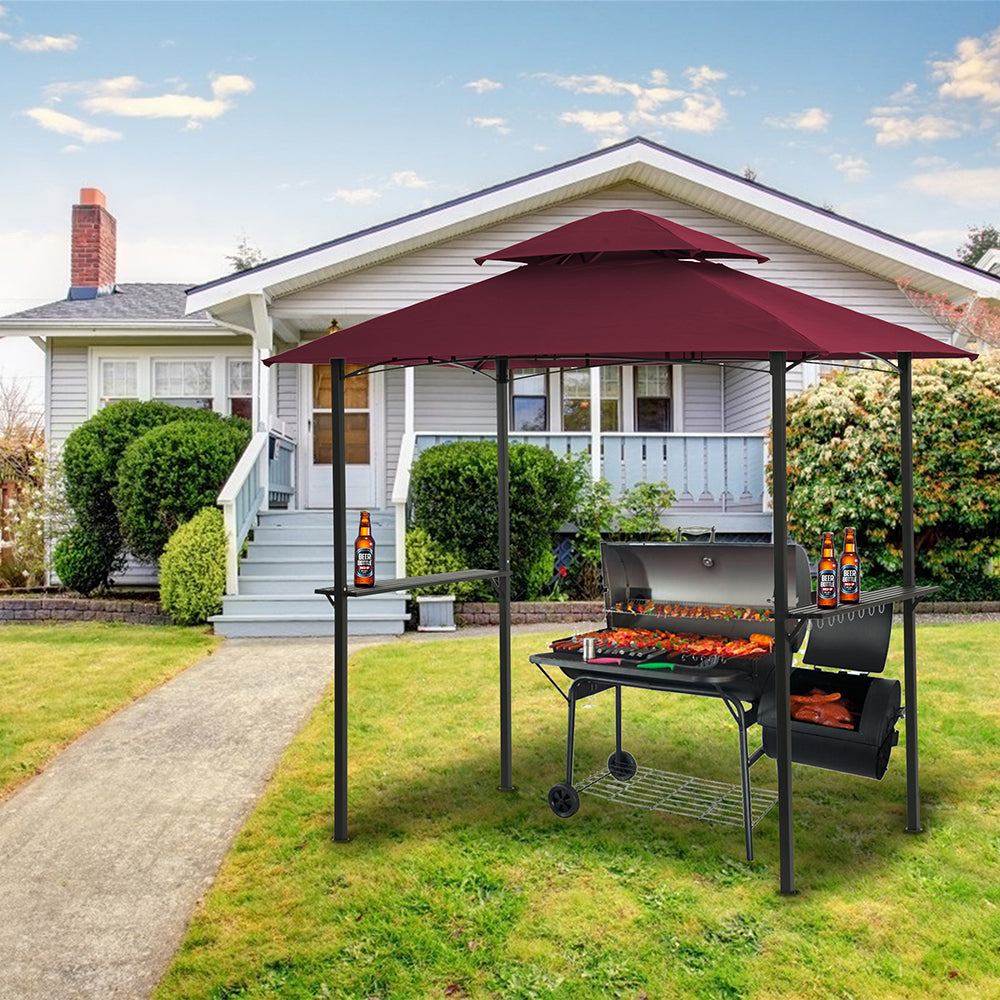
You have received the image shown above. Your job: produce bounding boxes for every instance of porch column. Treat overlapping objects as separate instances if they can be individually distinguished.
[589,364,601,481]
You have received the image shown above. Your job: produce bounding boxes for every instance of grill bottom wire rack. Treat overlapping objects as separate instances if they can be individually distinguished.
[577,765,779,828]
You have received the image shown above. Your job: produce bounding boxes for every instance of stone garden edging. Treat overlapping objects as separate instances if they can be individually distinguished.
[0,596,170,625]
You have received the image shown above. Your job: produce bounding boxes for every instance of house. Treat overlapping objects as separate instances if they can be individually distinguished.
[4,139,999,636]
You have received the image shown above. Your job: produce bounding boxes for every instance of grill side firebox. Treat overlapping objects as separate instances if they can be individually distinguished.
[530,541,906,860]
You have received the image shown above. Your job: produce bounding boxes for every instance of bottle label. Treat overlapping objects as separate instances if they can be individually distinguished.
[355,549,374,579]
[841,565,859,595]
[818,569,837,600]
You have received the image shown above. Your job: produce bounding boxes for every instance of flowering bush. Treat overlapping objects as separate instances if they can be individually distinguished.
[782,355,1000,600]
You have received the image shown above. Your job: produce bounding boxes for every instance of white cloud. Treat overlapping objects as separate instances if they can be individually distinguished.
[388,170,430,189]
[866,112,967,145]
[22,107,121,144]
[903,167,1000,209]
[13,33,78,52]
[469,115,511,135]
[559,110,628,136]
[36,73,255,132]
[932,26,1000,105]
[765,107,831,131]
[465,77,502,94]
[905,227,967,252]
[0,32,9,43]
[81,73,255,123]
[685,65,727,89]
[539,67,727,139]
[831,154,869,181]
[210,74,255,99]
[326,187,382,204]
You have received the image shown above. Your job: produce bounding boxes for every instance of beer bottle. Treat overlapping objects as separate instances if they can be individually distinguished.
[817,532,838,608]
[840,527,860,604]
[354,510,375,587]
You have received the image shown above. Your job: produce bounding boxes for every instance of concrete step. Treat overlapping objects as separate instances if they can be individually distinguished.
[211,506,408,638]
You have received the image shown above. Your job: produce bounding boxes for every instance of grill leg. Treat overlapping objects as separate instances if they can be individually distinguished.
[733,700,754,862]
[615,685,623,754]
[565,690,578,787]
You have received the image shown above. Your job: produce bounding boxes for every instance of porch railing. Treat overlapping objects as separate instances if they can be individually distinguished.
[217,426,296,595]
[390,430,767,578]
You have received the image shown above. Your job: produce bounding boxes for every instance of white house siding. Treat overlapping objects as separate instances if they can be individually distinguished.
[384,367,404,501]
[270,181,958,508]
[48,340,89,452]
[275,361,298,439]
[679,364,723,432]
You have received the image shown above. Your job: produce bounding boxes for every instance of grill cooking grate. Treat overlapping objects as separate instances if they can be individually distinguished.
[577,765,779,828]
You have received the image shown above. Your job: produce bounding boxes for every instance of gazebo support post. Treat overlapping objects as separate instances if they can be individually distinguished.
[496,357,514,790]
[899,352,922,833]
[770,351,795,894]
[331,358,350,842]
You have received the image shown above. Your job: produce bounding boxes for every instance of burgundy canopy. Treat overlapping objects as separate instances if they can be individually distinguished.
[474,209,770,265]
[265,254,975,369]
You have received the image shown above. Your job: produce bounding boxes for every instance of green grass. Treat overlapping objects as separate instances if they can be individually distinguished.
[154,623,1000,1000]
[0,621,220,798]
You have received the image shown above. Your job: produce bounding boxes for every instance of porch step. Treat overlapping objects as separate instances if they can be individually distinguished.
[209,509,407,638]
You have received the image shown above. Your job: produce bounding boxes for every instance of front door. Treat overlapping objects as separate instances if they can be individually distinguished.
[307,363,374,507]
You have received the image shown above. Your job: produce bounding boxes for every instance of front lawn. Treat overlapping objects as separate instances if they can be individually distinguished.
[0,621,220,799]
[155,623,1000,1000]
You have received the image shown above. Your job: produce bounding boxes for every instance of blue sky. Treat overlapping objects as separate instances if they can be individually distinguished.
[2,1,999,401]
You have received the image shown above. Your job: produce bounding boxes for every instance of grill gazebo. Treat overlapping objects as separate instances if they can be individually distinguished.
[263,210,975,894]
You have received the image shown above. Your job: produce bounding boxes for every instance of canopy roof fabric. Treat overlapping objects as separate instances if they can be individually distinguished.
[265,254,975,369]
[473,209,770,265]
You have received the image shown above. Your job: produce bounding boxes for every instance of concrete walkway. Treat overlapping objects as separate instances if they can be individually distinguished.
[0,635,377,1000]
[0,622,600,1000]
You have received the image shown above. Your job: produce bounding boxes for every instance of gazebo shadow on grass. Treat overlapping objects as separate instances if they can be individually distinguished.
[317,724,948,890]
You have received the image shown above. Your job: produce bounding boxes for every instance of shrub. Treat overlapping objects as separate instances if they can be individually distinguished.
[159,507,227,625]
[115,417,251,563]
[60,401,241,584]
[52,524,120,596]
[565,474,676,599]
[405,526,486,600]
[783,355,1000,600]
[408,441,580,600]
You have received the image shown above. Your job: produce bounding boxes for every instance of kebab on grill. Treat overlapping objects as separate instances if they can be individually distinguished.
[550,626,774,659]
[613,599,773,621]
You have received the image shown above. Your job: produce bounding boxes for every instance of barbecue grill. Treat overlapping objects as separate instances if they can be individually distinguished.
[530,541,908,860]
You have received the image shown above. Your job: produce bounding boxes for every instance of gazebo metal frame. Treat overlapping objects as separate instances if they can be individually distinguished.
[315,347,929,895]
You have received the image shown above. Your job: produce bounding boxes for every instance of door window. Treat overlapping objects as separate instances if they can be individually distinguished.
[312,364,370,464]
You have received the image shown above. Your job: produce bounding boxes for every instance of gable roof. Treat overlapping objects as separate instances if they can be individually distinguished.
[0,283,212,327]
[187,135,1000,316]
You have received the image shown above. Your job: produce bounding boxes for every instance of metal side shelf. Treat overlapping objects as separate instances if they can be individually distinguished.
[317,568,509,599]
[789,585,940,621]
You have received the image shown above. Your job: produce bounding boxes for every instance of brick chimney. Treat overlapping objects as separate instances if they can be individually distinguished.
[69,187,116,299]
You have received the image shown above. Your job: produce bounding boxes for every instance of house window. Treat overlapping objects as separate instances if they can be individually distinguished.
[227,359,253,420]
[511,368,548,431]
[561,367,621,431]
[635,365,672,432]
[100,360,138,405]
[152,360,213,409]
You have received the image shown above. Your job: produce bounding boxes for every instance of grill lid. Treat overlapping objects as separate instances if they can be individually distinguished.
[601,542,811,611]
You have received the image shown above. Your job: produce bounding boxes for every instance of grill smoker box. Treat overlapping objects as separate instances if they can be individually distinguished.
[758,604,902,780]
[601,541,812,644]
[759,671,901,780]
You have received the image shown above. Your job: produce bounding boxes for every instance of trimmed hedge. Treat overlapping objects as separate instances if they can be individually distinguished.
[159,507,227,625]
[116,418,250,562]
[408,441,580,601]
[58,401,248,593]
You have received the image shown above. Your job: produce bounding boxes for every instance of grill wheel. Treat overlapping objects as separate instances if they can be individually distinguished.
[607,749,638,782]
[547,782,580,818]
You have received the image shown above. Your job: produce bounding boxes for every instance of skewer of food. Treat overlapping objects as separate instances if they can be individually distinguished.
[612,600,773,621]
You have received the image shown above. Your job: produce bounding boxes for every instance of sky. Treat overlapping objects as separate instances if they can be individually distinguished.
[1,0,999,408]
